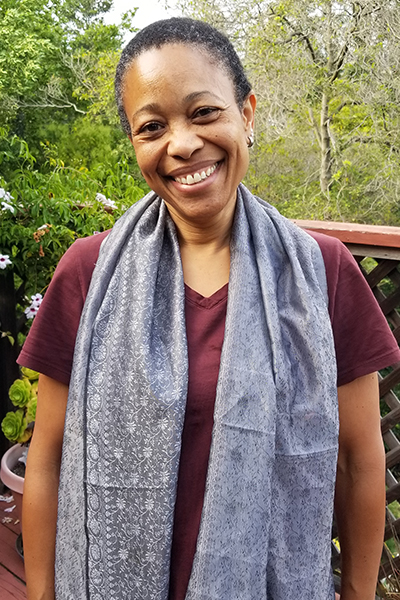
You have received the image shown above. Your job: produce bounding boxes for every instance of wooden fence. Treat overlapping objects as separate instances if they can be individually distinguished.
[0,270,22,460]
[295,219,400,596]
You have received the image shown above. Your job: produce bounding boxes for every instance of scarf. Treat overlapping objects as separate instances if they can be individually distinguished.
[55,184,338,600]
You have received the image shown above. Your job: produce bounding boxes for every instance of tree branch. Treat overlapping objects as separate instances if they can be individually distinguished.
[18,100,86,114]
[329,3,383,83]
[268,7,318,64]
[17,72,87,115]
[328,101,362,121]
[329,3,362,83]
[345,136,399,153]
[60,51,96,90]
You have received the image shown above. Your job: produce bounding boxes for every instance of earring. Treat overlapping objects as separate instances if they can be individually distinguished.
[247,128,254,148]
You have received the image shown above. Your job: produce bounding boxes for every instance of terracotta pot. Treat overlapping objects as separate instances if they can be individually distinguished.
[1,444,25,532]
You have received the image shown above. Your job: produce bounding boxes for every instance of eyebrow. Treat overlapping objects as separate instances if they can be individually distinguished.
[131,91,224,120]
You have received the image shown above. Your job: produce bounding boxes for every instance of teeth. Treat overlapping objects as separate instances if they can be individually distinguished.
[175,163,218,185]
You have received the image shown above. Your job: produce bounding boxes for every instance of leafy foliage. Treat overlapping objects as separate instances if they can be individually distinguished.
[0,0,63,105]
[0,0,147,383]
[1,368,39,444]
[0,129,145,301]
[180,0,400,224]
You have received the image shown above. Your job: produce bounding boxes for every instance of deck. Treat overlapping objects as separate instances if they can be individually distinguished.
[0,492,26,600]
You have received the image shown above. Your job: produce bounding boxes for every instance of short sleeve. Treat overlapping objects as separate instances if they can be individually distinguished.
[17,232,108,384]
[308,231,400,387]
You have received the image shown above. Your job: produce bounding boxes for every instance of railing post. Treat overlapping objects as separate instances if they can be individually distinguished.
[0,269,20,459]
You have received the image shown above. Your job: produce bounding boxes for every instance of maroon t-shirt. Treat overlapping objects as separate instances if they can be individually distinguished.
[18,228,400,600]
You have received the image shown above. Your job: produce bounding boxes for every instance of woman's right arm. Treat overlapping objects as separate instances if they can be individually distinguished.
[22,374,69,600]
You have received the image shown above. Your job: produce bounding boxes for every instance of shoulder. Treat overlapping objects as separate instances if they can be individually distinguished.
[303,229,360,298]
[56,230,110,300]
[61,230,109,271]
[72,230,109,252]
[305,229,350,265]
[17,230,110,384]
[302,229,400,385]
[303,228,372,322]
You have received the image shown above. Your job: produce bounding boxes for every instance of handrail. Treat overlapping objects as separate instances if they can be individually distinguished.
[293,219,400,249]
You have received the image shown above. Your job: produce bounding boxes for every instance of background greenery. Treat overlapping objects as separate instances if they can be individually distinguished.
[1,0,400,312]
[1,0,399,339]
[0,0,148,313]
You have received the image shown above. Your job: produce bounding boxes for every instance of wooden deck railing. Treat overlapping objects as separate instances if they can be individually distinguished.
[295,220,400,595]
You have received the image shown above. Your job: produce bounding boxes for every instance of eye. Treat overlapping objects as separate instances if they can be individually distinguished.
[193,106,220,120]
[138,121,164,135]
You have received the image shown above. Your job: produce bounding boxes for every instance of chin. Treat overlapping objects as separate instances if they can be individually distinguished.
[165,195,237,226]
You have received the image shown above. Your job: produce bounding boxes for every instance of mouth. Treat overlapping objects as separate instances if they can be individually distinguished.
[171,162,219,186]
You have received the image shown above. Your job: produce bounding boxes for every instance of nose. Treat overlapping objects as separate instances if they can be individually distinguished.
[167,123,204,159]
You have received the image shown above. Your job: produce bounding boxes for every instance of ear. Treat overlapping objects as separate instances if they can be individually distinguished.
[242,92,256,134]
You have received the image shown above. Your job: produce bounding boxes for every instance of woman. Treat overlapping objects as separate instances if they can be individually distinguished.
[20,17,399,600]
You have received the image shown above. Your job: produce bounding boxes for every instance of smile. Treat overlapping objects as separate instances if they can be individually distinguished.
[173,162,219,185]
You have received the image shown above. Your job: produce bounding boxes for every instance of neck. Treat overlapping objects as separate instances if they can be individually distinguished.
[165,204,235,297]
[166,204,235,250]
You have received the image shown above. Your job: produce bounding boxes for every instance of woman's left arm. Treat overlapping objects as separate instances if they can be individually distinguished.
[335,372,385,600]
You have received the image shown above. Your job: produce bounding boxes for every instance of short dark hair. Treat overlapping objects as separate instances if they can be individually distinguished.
[115,17,252,136]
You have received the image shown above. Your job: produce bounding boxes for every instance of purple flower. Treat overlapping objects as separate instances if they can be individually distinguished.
[30,293,43,307]
[1,201,15,214]
[24,305,39,319]
[0,254,12,269]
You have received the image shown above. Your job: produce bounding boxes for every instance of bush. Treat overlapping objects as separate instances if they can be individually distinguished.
[0,128,146,310]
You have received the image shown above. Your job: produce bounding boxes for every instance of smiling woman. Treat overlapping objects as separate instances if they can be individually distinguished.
[18,17,400,600]
[122,44,255,236]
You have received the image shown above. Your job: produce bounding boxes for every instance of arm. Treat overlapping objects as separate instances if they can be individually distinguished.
[22,374,69,600]
[335,372,385,600]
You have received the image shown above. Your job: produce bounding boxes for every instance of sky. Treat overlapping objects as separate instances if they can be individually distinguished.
[104,0,180,32]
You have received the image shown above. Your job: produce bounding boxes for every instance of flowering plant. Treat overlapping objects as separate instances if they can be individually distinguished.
[24,294,43,319]
[0,131,145,332]
[0,130,145,433]
[1,368,39,444]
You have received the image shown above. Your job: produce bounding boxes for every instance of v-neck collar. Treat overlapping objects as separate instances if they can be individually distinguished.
[184,283,229,309]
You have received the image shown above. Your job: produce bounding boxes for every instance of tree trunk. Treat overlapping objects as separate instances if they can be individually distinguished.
[320,91,332,194]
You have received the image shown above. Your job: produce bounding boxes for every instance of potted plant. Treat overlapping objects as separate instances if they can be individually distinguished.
[0,367,38,534]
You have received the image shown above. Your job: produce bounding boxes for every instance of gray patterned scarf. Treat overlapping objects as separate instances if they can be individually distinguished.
[55,184,338,600]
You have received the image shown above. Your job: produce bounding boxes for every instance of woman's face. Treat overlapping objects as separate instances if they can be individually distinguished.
[122,44,256,228]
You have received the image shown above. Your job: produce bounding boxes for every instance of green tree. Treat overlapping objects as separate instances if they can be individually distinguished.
[0,0,142,181]
[0,128,146,345]
[0,0,63,111]
[178,0,400,224]
[0,0,136,136]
